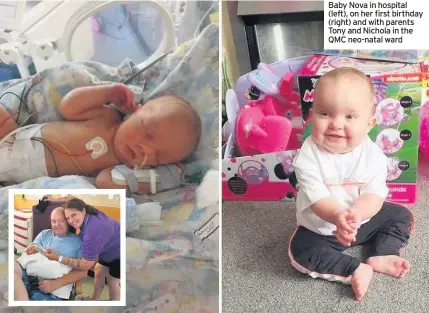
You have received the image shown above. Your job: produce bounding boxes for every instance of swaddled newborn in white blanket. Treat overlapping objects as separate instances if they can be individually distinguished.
[17,252,73,299]
[17,252,72,279]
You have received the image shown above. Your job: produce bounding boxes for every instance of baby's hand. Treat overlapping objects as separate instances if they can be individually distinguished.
[107,83,138,113]
[26,246,37,255]
[346,209,361,230]
[333,210,359,247]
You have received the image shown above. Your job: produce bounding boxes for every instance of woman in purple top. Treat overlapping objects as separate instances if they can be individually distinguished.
[44,198,121,300]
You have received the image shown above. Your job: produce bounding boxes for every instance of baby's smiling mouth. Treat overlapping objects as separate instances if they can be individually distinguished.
[326,133,344,138]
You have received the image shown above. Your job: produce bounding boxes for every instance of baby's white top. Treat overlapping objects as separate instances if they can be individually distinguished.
[292,136,389,235]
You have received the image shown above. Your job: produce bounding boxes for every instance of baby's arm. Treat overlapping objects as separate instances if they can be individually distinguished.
[298,177,357,238]
[293,141,357,245]
[293,144,345,224]
[59,83,136,120]
[311,198,347,225]
[349,152,388,221]
[0,105,17,139]
[349,194,384,221]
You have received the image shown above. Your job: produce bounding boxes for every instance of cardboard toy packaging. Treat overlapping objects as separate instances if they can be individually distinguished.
[421,60,429,105]
[298,54,423,204]
[222,57,309,201]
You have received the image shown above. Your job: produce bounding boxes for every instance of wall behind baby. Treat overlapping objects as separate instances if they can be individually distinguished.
[14,194,120,222]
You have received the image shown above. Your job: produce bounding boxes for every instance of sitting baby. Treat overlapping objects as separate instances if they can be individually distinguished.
[0,83,201,193]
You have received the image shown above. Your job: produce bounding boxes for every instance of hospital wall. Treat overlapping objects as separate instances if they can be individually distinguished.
[14,194,120,222]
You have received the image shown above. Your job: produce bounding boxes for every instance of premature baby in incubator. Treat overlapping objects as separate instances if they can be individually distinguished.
[0,83,201,193]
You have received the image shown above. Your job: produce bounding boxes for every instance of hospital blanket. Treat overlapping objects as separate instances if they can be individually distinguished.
[136,24,219,162]
[0,176,219,312]
[0,57,140,126]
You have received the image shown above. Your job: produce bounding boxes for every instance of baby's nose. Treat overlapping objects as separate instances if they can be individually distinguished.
[330,117,343,129]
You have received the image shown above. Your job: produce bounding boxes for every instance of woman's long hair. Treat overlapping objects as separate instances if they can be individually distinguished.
[64,198,99,215]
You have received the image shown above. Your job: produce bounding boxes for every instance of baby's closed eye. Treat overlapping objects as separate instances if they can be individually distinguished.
[145,130,155,141]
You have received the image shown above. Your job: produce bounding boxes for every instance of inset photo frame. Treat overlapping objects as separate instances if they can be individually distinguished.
[8,189,126,307]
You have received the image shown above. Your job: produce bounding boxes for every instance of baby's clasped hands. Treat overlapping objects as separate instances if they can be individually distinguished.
[107,83,139,114]
[333,209,361,246]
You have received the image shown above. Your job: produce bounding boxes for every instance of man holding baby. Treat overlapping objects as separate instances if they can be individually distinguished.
[14,207,85,301]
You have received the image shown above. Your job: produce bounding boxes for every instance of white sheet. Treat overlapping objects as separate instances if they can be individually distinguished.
[17,253,73,299]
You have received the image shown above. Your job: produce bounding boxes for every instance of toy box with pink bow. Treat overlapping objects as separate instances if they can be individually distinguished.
[298,54,423,204]
[222,57,310,201]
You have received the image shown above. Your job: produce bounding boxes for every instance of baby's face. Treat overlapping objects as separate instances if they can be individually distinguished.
[114,96,200,168]
[311,78,375,153]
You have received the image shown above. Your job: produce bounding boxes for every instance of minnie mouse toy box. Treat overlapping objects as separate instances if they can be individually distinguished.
[222,57,309,202]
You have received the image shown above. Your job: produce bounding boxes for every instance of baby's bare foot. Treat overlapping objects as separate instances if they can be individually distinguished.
[367,255,410,278]
[351,263,373,301]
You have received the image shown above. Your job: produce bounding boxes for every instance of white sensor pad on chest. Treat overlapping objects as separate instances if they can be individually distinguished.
[85,136,108,159]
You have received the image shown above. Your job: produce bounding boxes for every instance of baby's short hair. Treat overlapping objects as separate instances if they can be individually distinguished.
[175,96,202,151]
[154,94,202,153]
[315,67,375,111]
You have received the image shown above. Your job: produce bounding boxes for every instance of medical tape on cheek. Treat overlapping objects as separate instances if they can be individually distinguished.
[150,169,157,194]
[136,155,157,194]
[138,154,148,169]
[85,137,108,159]
[133,154,157,194]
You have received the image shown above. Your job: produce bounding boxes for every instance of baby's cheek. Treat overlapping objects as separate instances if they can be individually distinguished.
[312,122,324,136]
[129,129,142,143]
